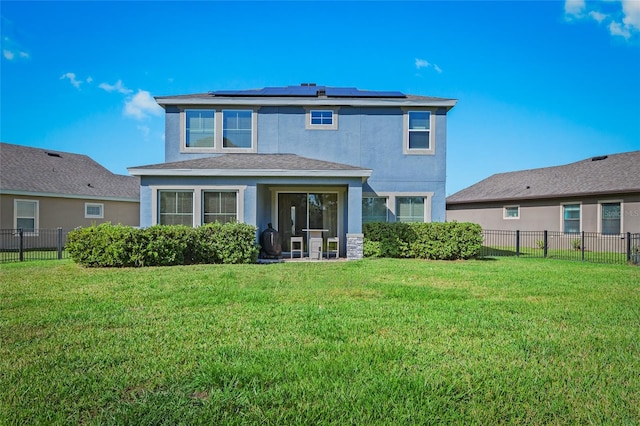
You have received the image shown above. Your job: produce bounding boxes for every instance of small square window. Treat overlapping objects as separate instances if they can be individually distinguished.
[306,108,338,130]
[311,110,333,126]
[223,110,253,149]
[85,203,104,219]
[504,206,519,219]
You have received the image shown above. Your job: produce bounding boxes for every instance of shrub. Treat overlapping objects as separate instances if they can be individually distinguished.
[67,223,259,267]
[363,221,482,260]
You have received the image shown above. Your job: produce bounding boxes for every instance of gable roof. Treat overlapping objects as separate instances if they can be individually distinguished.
[447,151,640,205]
[128,153,372,178]
[0,142,139,201]
[155,84,457,110]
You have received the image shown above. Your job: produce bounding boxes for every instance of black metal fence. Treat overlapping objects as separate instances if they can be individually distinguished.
[481,229,640,265]
[0,228,71,263]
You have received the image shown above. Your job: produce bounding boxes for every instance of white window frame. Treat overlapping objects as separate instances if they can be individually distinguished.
[202,190,239,225]
[598,200,623,235]
[305,107,339,130]
[180,108,257,153]
[561,202,582,234]
[402,108,435,156]
[365,192,433,223]
[503,205,520,220]
[150,185,246,227]
[184,109,215,151]
[85,203,104,219]
[14,199,39,235]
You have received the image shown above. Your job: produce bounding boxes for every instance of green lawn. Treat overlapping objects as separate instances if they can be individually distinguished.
[1,258,639,425]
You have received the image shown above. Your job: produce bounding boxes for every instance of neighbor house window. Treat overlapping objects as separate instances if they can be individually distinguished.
[185,109,215,148]
[504,206,519,219]
[158,190,193,226]
[362,197,388,223]
[85,203,104,219]
[203,191,237,224]
[563,204,581,233]
[396,197,425,222]
[601,202,621,235]
[14,200,38,233]
[408,111,431,150]
[223,110,253,148]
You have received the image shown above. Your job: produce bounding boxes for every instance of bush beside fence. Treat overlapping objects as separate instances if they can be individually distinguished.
[363,222,483,260]
[66,223,260,267]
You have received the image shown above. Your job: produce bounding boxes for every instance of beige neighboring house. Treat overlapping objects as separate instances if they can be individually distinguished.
[0,142,139,232]
[446,151,640,234]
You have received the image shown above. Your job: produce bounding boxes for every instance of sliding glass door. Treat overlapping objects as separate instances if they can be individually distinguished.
[277,192,338,252]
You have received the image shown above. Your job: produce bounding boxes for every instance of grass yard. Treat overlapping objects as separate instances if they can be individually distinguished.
[1,258,639,425]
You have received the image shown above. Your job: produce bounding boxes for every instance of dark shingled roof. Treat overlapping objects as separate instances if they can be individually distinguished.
[0,142,139,200]
[130,153,368,172]
[447,151,640,204]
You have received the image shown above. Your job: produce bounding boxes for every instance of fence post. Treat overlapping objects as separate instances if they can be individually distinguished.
[581,231,585,262]
[515,230,520,257]
[19,228,24,262]
[57,227,63,260]
[543,230,548,258]
[627,232,632,263]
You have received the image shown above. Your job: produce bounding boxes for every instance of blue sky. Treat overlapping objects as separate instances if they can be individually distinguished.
[1,0,639,195]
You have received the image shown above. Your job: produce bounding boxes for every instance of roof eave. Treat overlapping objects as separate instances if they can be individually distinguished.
[155,96,457,109]
[127,168,373,178]
[447,188,640,205]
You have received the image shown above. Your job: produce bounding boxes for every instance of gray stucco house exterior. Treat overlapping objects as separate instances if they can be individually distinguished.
[446,151,640,234]
[129,84,457,258]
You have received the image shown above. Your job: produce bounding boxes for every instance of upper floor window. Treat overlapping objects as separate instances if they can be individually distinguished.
[362,197,388,223]
[403,109,435,155]
[186,109,215,148]
[85,203,104,219]
[563,204,580,234]
[223,110,253,149]
[311,110,333,125]
[601,202,621,235]
[14,199,38,233]
[305,107,339,130]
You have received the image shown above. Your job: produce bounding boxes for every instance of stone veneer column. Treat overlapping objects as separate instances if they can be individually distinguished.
[346,233,364,260]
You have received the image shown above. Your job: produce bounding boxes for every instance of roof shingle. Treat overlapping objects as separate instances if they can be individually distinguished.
[447,151,640,204]
[0,142,139,200]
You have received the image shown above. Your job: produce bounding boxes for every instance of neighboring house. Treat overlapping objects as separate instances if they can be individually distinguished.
[446,151,640,234]
[0,142,140,232]
[128,84,457,258]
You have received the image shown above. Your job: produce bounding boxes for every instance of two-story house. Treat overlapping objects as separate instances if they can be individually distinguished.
[128,84,457,259]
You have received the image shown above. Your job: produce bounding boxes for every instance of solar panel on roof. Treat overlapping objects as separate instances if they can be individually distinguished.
[210,85,406,98]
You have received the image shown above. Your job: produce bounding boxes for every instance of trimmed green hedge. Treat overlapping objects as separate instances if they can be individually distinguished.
[363,222,482,260]
[66,223,260,267]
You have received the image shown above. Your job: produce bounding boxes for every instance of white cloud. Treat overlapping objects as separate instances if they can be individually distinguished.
[99,79,133,94]
[622,0,640,31]
[86,76,94,84]
[588,11,607,23]
[60,72,82,89]
[415,57,443,74]
[564,0,585,18]
[1,26,30,62]
[415,58,430,69]
[3,49,14,60]
[564,0,639,40]
[609,21,632,39]
[124,90,163,120]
